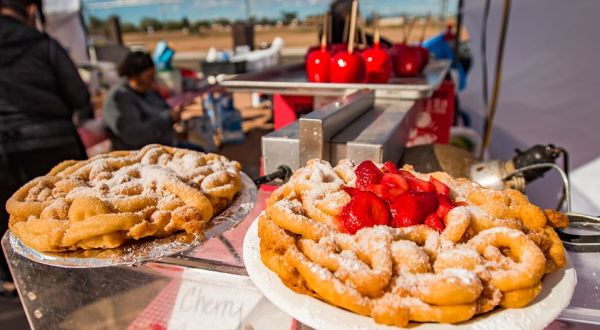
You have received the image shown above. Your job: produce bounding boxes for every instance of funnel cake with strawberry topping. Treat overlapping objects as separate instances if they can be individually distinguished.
[7,144,241,252]
[259,159,568,327]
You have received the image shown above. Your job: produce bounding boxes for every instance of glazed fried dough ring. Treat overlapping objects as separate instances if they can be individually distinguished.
[544,225,566,271]
[396,268,483,306]
[266,199,333,241]
[10,218,70,251]
[391,240,431,274]
[62,213,144,246]
[441,207,471,243]
[258,215,314,296]
[285,243,373,316]
[468,228,546,292]
[371,294,409,327]
[406,298,477,324]
[6,176,60,220]
[499,282,543,308]
[7,144,241,252]
[298,229,393,298]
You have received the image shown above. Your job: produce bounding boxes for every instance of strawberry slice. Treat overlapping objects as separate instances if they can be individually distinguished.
[424,213,445,232]
[381,173,409,199]
[355,160,383,190]
[389,193,421,227]
[382,161,399,174]
[389,191,438,227]
[343,186,360,196]
[416,191,439,216]
[436,194,456,224]
[405,176,436,193]
[430,176,450,196]
[397,170,415,178]
[339,191,389,234]
[366,183,386,199]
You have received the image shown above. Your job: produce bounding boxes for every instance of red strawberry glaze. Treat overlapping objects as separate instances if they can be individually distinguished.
[424,213,445,232]
[339,160,454,233]
[382,161,399,174]
[355,160,383,190]
[430,176,450,196]
[339,191,389,234]
[405,176,436,193]
[381,173,409,198]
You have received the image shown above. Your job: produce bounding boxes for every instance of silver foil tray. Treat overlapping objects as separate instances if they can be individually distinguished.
[221,59,451,100]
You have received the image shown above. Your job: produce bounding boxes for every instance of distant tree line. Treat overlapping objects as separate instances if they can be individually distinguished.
[86,11,298,33]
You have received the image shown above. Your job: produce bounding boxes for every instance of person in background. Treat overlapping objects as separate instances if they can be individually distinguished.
[327,0,392,47]
[103,51,184,150]
[0,0,93,296]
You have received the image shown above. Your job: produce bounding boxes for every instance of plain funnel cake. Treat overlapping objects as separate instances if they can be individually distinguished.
[258,159,568,327]
[7,144,241,252]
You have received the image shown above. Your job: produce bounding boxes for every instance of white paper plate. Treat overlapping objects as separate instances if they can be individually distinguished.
[243,213,577,330]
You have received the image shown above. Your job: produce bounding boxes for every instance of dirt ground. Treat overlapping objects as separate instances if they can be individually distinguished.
[123,22,466,53]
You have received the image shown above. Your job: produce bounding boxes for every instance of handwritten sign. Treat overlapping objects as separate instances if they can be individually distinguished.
[168,269,264,330]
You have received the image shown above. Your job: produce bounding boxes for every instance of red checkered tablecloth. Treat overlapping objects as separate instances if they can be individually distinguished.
[127,277,182,330]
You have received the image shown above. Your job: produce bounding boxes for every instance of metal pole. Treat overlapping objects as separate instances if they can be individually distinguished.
[452,0,464,127]
[440,0,448,21]
[245,0,251,21]
[453,0,464,68]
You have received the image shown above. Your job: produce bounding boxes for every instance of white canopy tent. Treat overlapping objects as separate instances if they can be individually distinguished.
[43,0,88,63]
[460,0,600,214]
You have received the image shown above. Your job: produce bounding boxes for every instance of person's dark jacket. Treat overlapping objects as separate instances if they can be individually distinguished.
[327,0,392,47]
[0,16,92,154]
[102,81,175,150]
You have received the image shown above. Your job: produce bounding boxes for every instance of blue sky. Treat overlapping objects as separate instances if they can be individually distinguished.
[82,0,457,23]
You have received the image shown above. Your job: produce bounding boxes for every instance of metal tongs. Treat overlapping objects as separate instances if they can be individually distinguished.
[504,163,600,252]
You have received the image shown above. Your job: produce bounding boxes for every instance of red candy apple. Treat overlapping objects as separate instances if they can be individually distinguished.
[330,51,365,83]
[306,15,333,82]
[391,16,422,77]
[306,43,331,82]
[392,43,422,77]
[361,14,392,83]
[362,44,391,84]
[416,45,429,71]
[329,43,348,56]
[305,45,321,60]
[329,0,365,83]
[306,49,331,82]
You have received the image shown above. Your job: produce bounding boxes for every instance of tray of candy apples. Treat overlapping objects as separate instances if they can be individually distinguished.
[306,5,433,85]
[221,3,450,100]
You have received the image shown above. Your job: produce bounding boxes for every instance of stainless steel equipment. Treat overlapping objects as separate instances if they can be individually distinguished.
[220,58,451,178]
[298,90,374,166]
[470,159,524,191]
[469,144,569,192]
[261,90,420,178]
[220,60,451,100]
